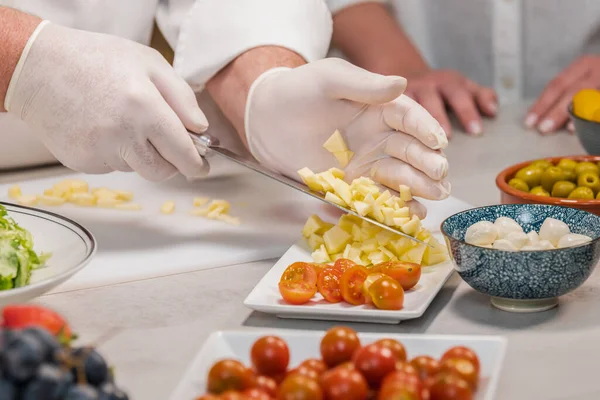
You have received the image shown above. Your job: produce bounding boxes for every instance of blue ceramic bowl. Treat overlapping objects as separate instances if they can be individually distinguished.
[441,204,600,312]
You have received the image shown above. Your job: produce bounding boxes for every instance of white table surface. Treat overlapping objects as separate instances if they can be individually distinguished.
[2,103,596,400]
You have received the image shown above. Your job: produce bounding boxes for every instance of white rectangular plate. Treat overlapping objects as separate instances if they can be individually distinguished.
[169,330,507,400]
[244,233,455,324]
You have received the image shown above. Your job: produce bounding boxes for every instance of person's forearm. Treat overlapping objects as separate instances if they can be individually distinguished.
[332,2,429,77]
[206,46,305,142]
[0,7,41,112]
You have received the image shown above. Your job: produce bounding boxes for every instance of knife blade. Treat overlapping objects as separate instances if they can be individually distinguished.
[189,131,431,247]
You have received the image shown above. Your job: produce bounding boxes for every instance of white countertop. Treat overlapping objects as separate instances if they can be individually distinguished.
[2,103,595,400]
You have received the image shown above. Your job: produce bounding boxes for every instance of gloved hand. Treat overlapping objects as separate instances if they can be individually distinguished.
[5,21,208,181]
[245,58,450,217]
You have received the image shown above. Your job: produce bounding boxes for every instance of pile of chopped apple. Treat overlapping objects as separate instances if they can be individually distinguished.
[302,214,447,266]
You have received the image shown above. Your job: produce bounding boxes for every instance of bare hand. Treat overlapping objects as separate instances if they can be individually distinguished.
[526,55,600,134]
[404,70,497,138]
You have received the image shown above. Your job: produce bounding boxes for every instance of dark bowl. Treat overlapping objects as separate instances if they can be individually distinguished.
[569,104,600,155]
[441,204,600,312]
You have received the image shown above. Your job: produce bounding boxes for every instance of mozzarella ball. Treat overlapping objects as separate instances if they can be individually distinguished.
[493,239,518,251]
[557,233,592,249]
[526,231,540,245]
[536,240,556,250]
[465,221,498,246]
[503,231,529,249]
[494,217,523,239]
[520,245,538,251]
[539,218,570,247]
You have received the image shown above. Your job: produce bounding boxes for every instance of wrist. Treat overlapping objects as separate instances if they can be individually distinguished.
[0,7,42,112]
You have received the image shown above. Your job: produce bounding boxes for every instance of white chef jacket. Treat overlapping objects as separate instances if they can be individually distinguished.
[0,0,332,170]
[328,0,600,104]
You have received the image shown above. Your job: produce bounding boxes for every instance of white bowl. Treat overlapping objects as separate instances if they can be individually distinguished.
[0,202,96,305]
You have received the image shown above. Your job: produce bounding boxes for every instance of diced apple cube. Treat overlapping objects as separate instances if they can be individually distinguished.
[371,205,385,223]
[312,244,332,263]
[401,215,422,236]
[316,175,333,191]
[334,150,354,168]
[383,198,396,207]
[361,221,381,236]
[416,229,432,242]
[423,250,448,266]
[325,192,347,207]
[298,167,315,183]
[160,201,176,214]
[338,215,357,233]
[402,244,427,264]
[381,207,395,226]
[376,230,394,246]
[379,246,397,261]
[352,224,365,241]
[323,129,348,153]
[320,171,338,189]
[193,197,209,207]
[363,193,376,206]
[353,201,371,217]
[393,208,410,218]
[7,185,21,199]
[399,185,412,202]
[368,251,389,265]
[375,190,392,206]
[328,167,345,179]
[303,215,327,237]
[395,198,406,209]
[70,193,96,207]
[208,200,230,213]
[390,237,416,256]
[393,217,411,227]
[351,190,365,202]
[360,238,378,252]
[332,178,352,205]
[308,233,325,250]
[323,226,352,254]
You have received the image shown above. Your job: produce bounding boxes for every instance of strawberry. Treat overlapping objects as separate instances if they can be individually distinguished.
[2,304,74,343]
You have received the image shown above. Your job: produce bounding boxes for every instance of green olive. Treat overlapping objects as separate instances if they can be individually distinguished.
[557,158,578,171]
[530,186,550,197]
[577,172,600,194]
[530,160,553,170]
[551,180,576,198]
[541,167,566,192]
[568,186,595,200]
[515,166,544,188]
[575,162,600,177]
[508,178,529,192]
[563,169,577,182]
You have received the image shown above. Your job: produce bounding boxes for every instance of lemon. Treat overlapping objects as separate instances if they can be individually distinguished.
[572,89,600,121]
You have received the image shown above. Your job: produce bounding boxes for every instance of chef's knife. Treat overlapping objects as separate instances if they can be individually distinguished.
[189,131,431,247]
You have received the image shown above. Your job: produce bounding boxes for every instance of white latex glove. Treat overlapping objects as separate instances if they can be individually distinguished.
[5,21,208,181]
[245,58,450,217]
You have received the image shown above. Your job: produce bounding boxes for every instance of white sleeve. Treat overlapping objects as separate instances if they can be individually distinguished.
[157,0,332,91]
[325,0,388,15]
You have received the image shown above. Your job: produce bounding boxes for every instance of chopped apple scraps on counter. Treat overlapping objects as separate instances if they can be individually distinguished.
[323,129,354,167]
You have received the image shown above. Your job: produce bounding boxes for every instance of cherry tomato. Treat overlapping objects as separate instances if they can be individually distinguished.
[439,358,479,390]
[287,365,320,381]
[334,258,357,273]
[373,261,422,291]
[361,273,386,304]
[378,371,424,400]
[219,391,246,400]
[440,347,480,375]
[337,361,357,370]
[299,359,327,375]
[251,336,290,377]
[243,388,273,400]
[279,280,317,305]
[321,366,369,400]
[352,343,397,388]
[320,327,362,367]
[428,372,473,400]
[395,361,419,377]
[207,359,255,394]
[255,376,277,397]
[317,268,343,303]
[278,374,323,400]
[280,262,319,285]
[310,262,327,277]
[409,356,441,382]
[375,339,407,362]
[340,266,369,305]
[368,276,405,310]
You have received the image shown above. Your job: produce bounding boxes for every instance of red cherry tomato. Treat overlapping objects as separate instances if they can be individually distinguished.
[321,366,369,400]
[368,276,405,310]
[439,358,479,390]
[373,261,422,291]
[440,347,481,375]
[409,356,441,382]
[279,262,319,305]
[352,343,397,388]
[219,391,246,400]
[378,371,424,400]
[278,374,323,400]
[337,361,357,370]
[195,395,219,400]
[428,373,473,400]
[334,258,357,273]
[309,262,327,277]
[320,327,362,367]
[287,365,320,381]
[207,360,255,394]
[299,359,327,375]
[395,361,420,377]
[361,273,386,304]
[251,336,290,377]
[374,339,407,362]
[317,268,343,303]
[255,375,277,397]
[3,304,73,340]
[340,266,369,305]
[280,262,319,285]
[243,388,273,400]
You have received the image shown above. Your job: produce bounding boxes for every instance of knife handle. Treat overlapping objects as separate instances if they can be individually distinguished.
[188,131,221,156]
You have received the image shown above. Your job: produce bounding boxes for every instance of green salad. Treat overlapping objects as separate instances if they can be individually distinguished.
[0,205,50,290]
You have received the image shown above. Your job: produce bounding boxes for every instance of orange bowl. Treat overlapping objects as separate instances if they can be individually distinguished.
[496,155,600,215]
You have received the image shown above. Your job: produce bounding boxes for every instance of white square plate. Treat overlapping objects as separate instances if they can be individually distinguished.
[244,233,455,324]
[169,330,507,400]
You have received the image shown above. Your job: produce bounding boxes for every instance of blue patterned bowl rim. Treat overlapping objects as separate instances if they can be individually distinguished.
[440,204,600,253]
